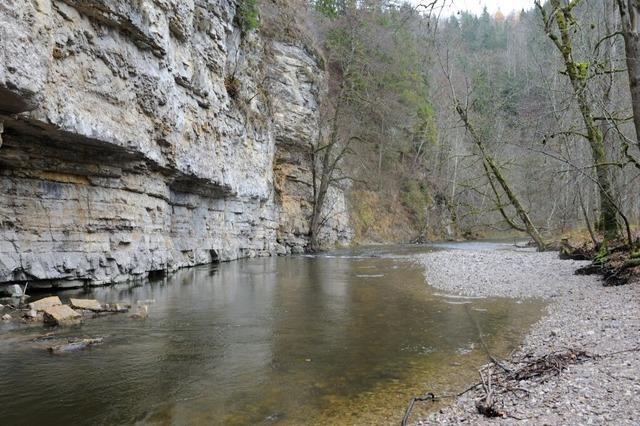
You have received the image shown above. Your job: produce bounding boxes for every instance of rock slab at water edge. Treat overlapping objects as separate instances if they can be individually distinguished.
[29,296,62,311]
[69,299,103,311]
[43,305,81,326]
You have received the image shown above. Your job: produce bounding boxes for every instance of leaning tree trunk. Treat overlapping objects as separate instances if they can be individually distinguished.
[455,103,547,251]
[617,0,640,149]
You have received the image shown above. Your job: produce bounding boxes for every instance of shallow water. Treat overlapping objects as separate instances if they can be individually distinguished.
[0,245,544,425]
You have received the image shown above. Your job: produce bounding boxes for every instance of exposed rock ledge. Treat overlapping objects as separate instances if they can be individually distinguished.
[0,0,352,288]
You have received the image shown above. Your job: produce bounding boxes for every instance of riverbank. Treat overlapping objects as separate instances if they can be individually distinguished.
[416,248,640,424]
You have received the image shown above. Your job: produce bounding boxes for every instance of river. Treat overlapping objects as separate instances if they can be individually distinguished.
[0,243,544,425]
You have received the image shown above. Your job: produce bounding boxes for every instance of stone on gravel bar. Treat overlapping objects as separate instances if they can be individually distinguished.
[416,248,640,425]
[29,296,62,311]
[43,305,81,326]
[2,313,11,321]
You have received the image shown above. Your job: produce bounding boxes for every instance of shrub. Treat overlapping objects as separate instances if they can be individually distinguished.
[238,0,260,33]
[225,74,240,100]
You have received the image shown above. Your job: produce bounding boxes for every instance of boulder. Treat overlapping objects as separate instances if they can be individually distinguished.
[23,309,39,320]
[29,296,62,311]
[8,284,23,297]
[2,313,11,321]
[42,305,81,326]
[0,284,24,297]
[69,298,103,311]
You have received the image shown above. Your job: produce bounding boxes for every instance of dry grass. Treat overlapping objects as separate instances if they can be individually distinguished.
[348,190,417,244]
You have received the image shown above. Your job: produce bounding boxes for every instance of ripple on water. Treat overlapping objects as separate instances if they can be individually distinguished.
[0,251,546,425]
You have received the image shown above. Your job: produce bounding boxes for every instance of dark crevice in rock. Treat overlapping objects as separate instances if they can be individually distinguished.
[0,87,38,115]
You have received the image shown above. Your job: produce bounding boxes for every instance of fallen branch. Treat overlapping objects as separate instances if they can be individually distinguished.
[400,392,436,426]
[464,305,511,373]
[471,349,590,419]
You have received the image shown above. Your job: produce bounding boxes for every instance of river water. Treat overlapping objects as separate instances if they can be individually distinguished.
[0,243,544,425]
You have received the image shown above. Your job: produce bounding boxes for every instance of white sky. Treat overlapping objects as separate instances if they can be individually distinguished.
[414,0,536,17]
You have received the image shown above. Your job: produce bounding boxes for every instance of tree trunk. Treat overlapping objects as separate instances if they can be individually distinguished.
[540,0,620,242]
[617,0,640,149]
[309,132,335,252]
[455,103,547,251]
[309,98,343,252]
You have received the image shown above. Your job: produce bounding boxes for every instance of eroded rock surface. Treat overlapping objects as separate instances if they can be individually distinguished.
[0,0,352,288]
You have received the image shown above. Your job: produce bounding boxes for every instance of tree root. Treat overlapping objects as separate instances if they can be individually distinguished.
[559,239,594,260]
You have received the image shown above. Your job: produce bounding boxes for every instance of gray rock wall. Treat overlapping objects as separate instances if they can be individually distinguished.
[0,0,352,287]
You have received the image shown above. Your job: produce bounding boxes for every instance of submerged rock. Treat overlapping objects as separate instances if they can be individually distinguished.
[130,305,149,320]
[42,305,81,326]
[69,298,104,312]
[104,303,130,313]
[47,338,104,353]
[29,296,62,311]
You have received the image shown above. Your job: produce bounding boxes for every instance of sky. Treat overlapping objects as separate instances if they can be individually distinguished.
[413,0,536,17]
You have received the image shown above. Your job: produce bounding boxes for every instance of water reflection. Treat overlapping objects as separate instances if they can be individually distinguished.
[0,252,544,425]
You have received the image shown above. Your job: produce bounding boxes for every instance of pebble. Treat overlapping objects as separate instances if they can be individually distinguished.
[415,248,640,425]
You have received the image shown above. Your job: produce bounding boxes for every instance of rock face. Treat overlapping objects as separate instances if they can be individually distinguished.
[0,1,352,287]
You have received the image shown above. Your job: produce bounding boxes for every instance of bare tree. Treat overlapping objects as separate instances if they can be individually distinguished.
[617,0,640,147]
[536,0,621,242]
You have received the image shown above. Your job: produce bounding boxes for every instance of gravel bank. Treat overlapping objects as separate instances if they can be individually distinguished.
[416,248,640,425]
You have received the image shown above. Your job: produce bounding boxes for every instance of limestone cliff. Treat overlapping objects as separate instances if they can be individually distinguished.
[0,0,352,288]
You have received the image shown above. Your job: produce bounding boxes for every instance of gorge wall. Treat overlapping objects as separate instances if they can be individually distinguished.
[0,0,352,288]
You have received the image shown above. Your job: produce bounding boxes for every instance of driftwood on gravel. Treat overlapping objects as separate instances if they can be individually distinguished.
[402,349,593,424]
[473,349,592,419]
[400,393,436,426]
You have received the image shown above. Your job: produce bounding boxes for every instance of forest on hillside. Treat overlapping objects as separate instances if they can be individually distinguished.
[259,0,640,250]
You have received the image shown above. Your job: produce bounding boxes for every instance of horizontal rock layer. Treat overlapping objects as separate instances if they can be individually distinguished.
[0,0,352,287]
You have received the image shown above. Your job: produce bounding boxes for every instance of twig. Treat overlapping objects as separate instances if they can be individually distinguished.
[400,392,436,426]
[601,345,640,357]
[464,305,512,373]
